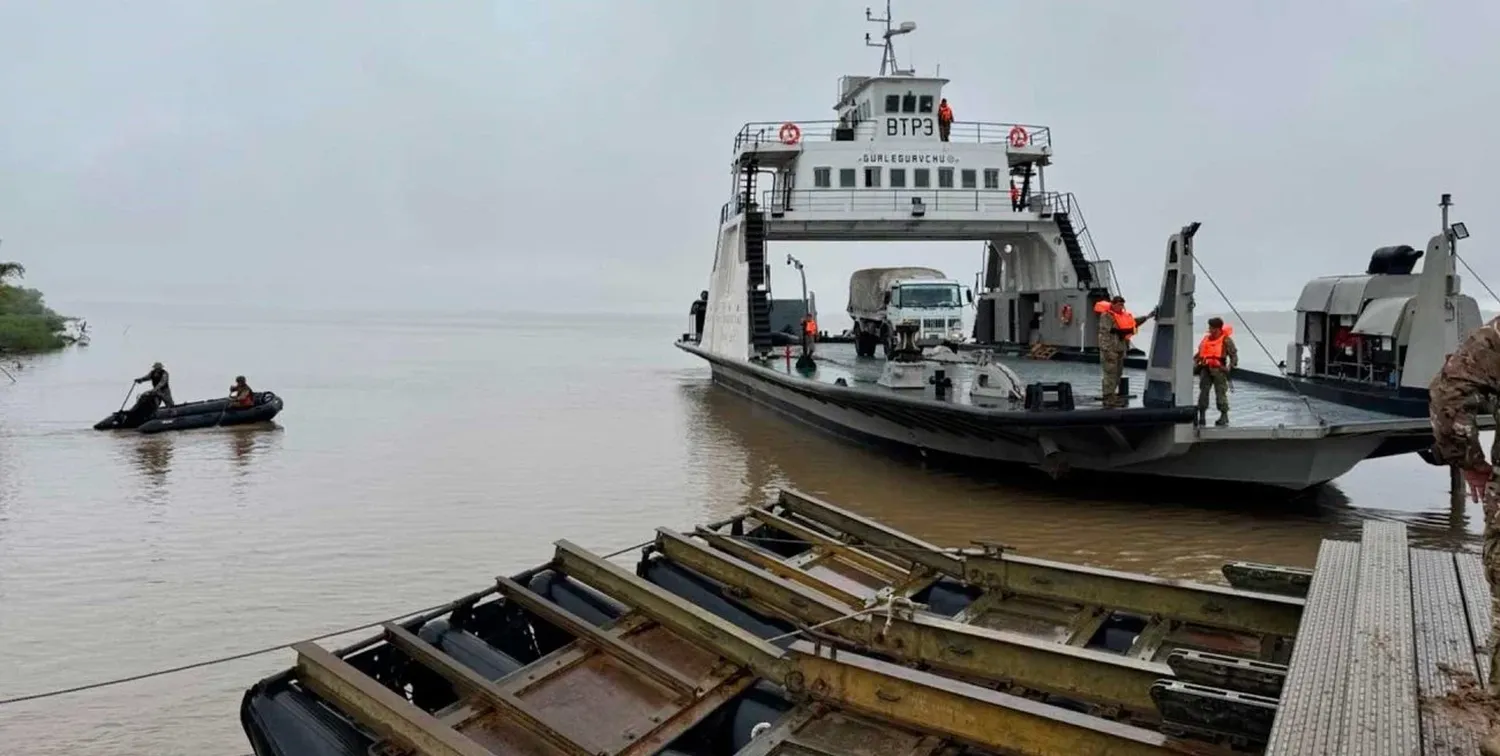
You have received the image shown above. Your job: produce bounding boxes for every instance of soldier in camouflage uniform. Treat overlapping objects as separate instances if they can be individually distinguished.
[1095,296,1156,409]
[1428,315,1500,703]
[1194,317,1239,426]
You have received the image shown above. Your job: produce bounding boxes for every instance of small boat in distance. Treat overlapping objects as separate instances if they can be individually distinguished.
[94,392,284,434]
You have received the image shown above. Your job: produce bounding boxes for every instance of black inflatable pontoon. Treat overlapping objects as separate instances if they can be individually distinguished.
[93,392,284,433]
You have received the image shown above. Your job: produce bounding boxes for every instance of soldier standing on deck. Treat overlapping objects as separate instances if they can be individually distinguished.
[1194,317,1239,426]
[1094,296,1156,409]
[1428,316,1500,732]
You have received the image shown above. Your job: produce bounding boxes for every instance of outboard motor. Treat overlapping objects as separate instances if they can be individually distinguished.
[92,392,162,430]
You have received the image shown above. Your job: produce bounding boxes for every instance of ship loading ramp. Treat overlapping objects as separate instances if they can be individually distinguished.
[243,488,1494,756]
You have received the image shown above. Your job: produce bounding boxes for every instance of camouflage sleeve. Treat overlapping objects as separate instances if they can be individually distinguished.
[1429,317,1500,469]
[1224,336,1239,370]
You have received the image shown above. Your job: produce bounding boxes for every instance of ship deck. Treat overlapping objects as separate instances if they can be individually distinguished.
[762,342,1411,429]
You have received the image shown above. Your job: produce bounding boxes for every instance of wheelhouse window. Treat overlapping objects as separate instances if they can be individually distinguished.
[901,92,917,113]
[983,169,1001,189]
[919,95,934,113]
[864,166,882,187]
[913,168,930,188]
[813,167,831,188]
[938,167,954,188]
[839,168,857,188]
[961,169,977,189]
[884,94,900,113]
[889,168,907,188]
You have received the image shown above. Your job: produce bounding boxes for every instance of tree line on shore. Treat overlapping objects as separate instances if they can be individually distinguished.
[0,262,75,354]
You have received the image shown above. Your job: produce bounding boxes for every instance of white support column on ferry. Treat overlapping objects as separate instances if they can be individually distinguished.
[1143,223,1200,411]
[701,218,752,361]
[1400,230,1459,390]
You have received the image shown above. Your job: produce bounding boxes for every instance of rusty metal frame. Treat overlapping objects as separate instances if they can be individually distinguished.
[729,704,951,756]
[551,538,1187,756]
[775,488,1304,637]
[746,506,908,582]
[694,526,866,606]
[493,575,700,698]
[381,622,599,756]
[553,538,788,677]
[653,527,1173,714]
[293,641,494,756]
[787,641,1183,756]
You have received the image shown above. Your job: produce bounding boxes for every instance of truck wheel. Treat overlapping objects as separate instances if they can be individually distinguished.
[881,328,893,359]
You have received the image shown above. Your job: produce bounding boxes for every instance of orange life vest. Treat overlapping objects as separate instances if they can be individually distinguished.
[1197,325,1234,368]
[938,103,953,124]
[803,317,817,336]
[1093,300,1137,337]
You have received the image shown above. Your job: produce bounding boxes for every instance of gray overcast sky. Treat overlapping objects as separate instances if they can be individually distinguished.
[2,0,1497,323]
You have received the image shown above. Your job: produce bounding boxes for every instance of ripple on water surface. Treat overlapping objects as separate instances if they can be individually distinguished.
[0,307,1482,755]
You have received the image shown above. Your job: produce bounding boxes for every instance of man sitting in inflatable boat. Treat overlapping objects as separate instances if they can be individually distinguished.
[230,376,254,408]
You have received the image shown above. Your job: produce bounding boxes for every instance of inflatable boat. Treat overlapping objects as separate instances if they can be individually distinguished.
[93,392,284,433]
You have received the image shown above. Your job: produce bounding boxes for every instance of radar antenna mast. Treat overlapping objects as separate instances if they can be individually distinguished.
[865,1,916,76]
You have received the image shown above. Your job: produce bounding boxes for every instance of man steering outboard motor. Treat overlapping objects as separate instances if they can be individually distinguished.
[134,361,174,408]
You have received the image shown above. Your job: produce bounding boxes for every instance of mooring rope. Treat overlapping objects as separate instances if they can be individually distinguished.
[1194,254,1327,425]
[1456,253,1500,310]
[0,538,655,708]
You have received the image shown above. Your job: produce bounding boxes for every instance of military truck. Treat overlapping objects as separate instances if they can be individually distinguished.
[847,267,971,358]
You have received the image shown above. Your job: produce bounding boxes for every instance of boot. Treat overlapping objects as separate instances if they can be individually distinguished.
[1195,408,1206,426]
[1215,411,1229,427]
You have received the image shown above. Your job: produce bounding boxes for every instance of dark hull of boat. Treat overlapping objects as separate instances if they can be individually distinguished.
[94,392,284,433]
[1233,369,1431,418]
[138,394,283,434]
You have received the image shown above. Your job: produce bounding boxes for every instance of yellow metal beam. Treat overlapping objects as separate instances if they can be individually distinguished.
[748,506,909,582]
[787,641,1187,756]
[654,527,1172,714]
[293,641,494,756]
[695,526,866,606]
[493,575,699,698]
[552,538,1191,756]
[777,488,1303,637]
[552,539,788,677]
[382,623,596,756]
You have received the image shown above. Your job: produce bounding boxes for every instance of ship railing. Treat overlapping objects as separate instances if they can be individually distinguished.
[1034,192,1120,294]
[753,188,1038,215]
[732,120,1052,152]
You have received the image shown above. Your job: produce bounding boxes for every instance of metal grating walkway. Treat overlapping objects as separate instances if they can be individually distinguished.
[1265,521,1492,756]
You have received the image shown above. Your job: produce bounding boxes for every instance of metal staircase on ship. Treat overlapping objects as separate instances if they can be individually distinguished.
[740,158,774,355]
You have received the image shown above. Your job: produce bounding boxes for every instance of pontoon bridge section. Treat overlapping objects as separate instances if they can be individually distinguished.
[242,488,1493,755]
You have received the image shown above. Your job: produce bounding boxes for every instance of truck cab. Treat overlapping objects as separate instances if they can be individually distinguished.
[848,266,971,357]
[885,279,968,346]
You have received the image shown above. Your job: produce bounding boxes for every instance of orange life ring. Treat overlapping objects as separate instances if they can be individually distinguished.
[1060,304,1073,325]
[1007,125,1029,148]
[778,122,802,145]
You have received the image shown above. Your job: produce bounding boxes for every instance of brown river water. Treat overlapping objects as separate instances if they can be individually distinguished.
[0,303,1483,755]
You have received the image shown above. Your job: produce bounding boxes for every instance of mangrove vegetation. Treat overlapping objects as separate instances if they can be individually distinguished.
[0,262,73,353]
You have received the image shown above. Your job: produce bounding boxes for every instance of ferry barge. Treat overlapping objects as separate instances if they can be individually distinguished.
[675,3,1449,489]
